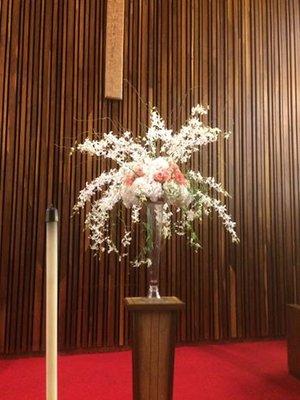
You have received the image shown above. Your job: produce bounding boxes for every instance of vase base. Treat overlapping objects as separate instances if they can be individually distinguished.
[147,285,161,299]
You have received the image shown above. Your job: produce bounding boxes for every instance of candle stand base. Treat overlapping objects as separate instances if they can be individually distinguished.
[125,297,184,400]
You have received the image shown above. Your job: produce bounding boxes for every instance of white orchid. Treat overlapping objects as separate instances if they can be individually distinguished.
[73,105,239,265]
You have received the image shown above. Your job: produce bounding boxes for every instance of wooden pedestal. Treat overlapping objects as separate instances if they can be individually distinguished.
[287,304,300,379]
[125,297,184,400]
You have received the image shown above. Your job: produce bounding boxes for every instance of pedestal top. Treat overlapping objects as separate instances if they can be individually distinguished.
[125,296,184,311]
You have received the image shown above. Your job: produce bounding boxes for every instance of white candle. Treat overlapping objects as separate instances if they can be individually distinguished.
[46,206,58,400]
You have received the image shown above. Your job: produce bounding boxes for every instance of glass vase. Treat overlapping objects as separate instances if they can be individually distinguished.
[146,202,164,299]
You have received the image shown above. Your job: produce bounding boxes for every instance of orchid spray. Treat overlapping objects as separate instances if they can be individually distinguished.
[72,105,239,278]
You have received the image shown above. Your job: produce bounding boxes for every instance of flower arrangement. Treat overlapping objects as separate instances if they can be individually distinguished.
[72,105,239,269]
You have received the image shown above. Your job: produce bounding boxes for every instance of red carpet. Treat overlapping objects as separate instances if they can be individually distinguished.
[0,341,299,399]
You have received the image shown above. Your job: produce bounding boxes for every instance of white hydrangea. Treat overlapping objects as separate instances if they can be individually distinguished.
[132,178,163,202]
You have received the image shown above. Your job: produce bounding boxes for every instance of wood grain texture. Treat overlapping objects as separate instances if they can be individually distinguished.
[0,0,299,356]
[126,297,182,400]
[105,0,125,99]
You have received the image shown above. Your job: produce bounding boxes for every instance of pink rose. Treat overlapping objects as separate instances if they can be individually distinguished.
[173,169,187,185]
[154,169,171,183]
[169,163,186,185]
[123,173,135,186]
[134,166,145,177]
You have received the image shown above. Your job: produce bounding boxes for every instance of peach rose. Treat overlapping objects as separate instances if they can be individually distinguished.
[154,169,171,183]
[173,166,187,185]
[167,162,186,185]
[123,173,135,186]
[134,166,145,177]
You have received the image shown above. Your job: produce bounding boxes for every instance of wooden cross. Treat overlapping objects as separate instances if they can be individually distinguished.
[105,0,125,100]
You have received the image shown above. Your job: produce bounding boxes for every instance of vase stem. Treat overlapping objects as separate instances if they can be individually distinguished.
[147,203,163,299]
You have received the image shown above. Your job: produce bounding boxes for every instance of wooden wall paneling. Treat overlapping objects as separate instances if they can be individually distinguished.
[254,0,265,338]
[14,0,29,352]
[0,0,8,351]
[0,0,299,356]
[5,0,21,354]
[292,0,300,306]
[200,0,209,342]
[283,0,295,309]
[20,0,33,354]
[226,0,237,339]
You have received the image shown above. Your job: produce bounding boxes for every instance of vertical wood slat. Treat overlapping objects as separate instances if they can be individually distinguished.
[0,0,299,356]
[104,0,125,100]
